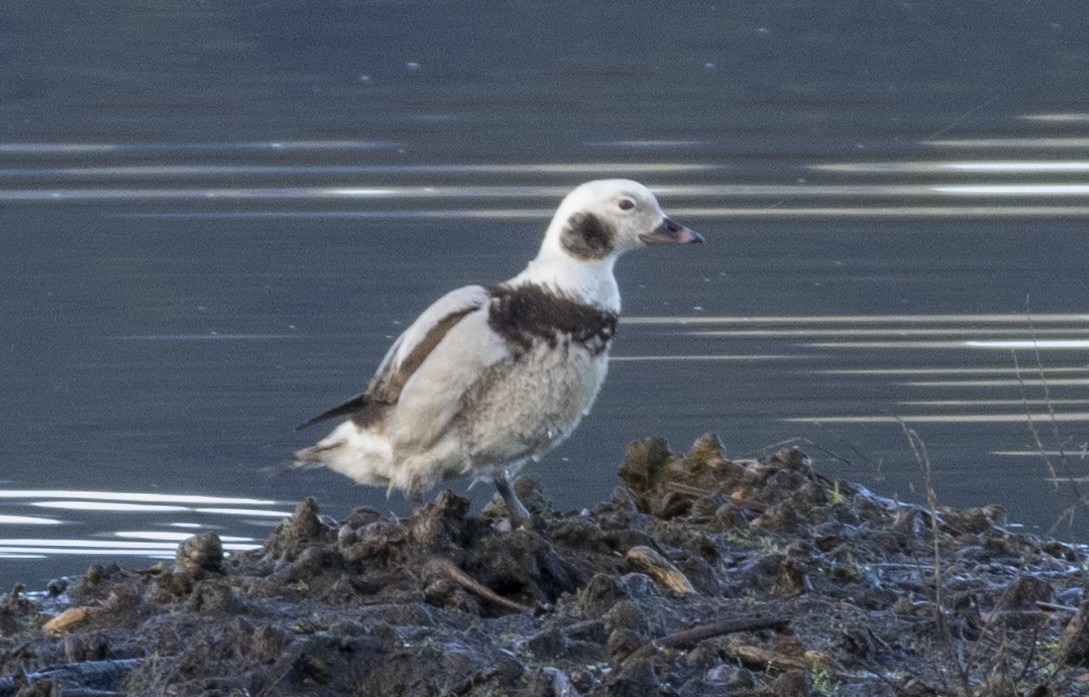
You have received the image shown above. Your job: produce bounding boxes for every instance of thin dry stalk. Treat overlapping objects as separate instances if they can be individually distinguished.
[1014,307,1089,525]
[1024,310,1072,478]
[1012,349,1062,491]
[898,420,972,695]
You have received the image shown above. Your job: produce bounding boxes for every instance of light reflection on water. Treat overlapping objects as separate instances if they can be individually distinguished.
[0,490,279,562]
[0,490,279,504]
[3,131,1089,220]
[3,182,1088,205]
[0,515,63,526]
[817,162,1089,174]
[615,312,1089,427]
[2,108,1088,586]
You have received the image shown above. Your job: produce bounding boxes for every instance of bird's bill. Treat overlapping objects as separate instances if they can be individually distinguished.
[639,218,704,245]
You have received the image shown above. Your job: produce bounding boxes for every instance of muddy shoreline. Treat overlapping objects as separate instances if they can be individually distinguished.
[2,434,1088,696]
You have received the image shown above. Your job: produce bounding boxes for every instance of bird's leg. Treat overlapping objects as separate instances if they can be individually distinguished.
[404,489,425,519]
[493,475,532,529]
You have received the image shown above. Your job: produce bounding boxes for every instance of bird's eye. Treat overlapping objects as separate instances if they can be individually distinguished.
[618,198,635,211]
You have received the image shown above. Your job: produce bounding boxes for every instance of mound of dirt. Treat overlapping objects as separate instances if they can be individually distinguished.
[2,434,1088,696]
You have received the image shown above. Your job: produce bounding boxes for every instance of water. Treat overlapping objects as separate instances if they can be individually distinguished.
[2,1,1089,589]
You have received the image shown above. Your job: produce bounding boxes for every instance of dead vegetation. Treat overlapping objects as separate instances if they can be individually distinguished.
[1,434,1089,696]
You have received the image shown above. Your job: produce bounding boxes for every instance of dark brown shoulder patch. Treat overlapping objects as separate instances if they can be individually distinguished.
[487,283,617,355]
[560,212,615,260]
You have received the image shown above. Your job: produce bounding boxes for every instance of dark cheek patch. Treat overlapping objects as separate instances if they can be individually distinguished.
[560,212,615,260]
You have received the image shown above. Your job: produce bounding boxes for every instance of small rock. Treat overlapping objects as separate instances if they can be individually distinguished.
[606,655,659,696]
[337,524,357,548]
[46,578,68,597]
[617,573,661,599]
[343,505,383,528]
[768,447,811,472]
[543,667,578,697]
[251,625,289,661]
[618,437,673,495]
[771,669,809,697]
[685,433,724,471]
[187,581,244,614]
[1060,599,1089,666]
[958,507,996,534]
[513,476,549,514]
[63,631,109,662]
[569,668,596,692]
[174,532,223,576]
[706,663,754,687]
[16,680,56,697]
[603,599,649,636]
[413,489,470,546]
[606,628,646,666]
[1001,576,1053,610]
[289,497,327,539]
[1059,587,1085,607]
[522,626,569,658]
[752,501,805,532]
[712,502,746,530]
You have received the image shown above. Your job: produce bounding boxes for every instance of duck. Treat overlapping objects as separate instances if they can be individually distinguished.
[294,179,703,527]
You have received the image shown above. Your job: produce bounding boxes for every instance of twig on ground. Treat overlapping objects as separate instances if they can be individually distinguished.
[728,643,850,679]
[429,557,531,614]
[621,611,789,664]
[662,479,769,513]
[41,606,103,636]
[624,546,696,594]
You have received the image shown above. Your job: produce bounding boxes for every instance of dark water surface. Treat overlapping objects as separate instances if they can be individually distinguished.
[2,1,1089,588]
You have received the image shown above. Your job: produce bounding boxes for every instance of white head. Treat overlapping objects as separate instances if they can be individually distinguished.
[514,179,703,308]
[542,179,703,263]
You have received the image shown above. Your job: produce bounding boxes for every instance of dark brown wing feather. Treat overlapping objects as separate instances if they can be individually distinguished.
[296,301,481,432]
[295,393,368,431]
[364,305,477,404]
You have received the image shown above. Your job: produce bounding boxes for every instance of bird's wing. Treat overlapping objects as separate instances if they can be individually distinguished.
[295,392,368,431]
[386,301,512,452]
[365,285,491,405]
[296,285,491,431]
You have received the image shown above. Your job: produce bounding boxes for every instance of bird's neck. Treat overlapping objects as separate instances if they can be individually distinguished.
[508,249,621,313]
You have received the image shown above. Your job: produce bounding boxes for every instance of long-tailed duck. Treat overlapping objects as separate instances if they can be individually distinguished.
[295,179,703,526]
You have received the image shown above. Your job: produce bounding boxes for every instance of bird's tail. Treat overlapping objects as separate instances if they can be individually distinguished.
[292,442,336,467]
[259,447,328,479]
[290,420,394,487]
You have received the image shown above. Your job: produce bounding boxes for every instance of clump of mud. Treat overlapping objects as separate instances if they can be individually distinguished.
[3,434,1089,696]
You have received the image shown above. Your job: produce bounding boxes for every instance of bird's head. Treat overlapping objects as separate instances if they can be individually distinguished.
[547,179,703,262]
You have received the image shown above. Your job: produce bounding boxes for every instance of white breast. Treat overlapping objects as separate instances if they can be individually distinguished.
[457,336,610,479]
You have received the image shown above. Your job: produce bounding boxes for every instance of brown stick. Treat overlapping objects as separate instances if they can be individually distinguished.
[729,644,843,676]
[661,480,769,513]
[429,557,530,614]
[662,481,717,498]
[624,546,697,594]
[656,613,789,650]
[622,611,789,663]
[1036,601,1079,614]
[42,606,102,636]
